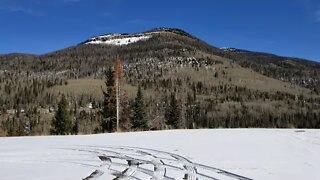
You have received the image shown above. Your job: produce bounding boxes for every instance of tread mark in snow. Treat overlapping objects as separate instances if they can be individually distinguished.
[65,146,253,180]
[83,170,104,180]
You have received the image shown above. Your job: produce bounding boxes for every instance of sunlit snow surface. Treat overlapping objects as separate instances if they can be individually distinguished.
[86,34,151,46]
[0,129,320,179]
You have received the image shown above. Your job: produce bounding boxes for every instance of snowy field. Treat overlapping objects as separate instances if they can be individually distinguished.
[0,129,319,180]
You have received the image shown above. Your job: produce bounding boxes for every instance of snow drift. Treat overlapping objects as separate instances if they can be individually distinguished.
[0,129,319,179]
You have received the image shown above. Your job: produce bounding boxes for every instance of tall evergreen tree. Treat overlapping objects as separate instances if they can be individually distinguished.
[131,85,148,130]
[101,68,117,132]
[50,95,72,135]
[119,93,132,131]
[101,62,131,132]
[165,93,181,129]
[72,119,79,135]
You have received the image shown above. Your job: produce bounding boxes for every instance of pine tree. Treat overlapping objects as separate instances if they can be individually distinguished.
[72,119,79,135]
[100,57,132,132]
[50,95,72,135]
[119,93,132,131]
[101,68,117,132]
[165,93,181,129]
[131,85,148,130]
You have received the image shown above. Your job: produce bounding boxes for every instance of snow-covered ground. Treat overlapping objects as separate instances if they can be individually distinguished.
[86,34,151,46]
[0,129,319,179]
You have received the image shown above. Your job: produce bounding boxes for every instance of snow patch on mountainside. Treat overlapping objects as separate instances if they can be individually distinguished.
[86,35,152,46]
[220,47,238,52]
[84,28,193,46]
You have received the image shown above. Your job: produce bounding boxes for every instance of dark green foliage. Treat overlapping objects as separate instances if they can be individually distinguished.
[119,94,132,131]
[72,119,79,135]
[131,85,148,130]
[165,93,181,128]
[50,95,72,135]
[101,68,117,132]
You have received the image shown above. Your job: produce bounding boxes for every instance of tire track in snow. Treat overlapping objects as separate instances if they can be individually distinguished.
[64,146,252,180]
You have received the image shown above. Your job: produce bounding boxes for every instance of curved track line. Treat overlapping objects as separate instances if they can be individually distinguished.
[63,146,252,180]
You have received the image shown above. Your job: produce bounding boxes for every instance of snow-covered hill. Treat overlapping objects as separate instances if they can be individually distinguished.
[0,129,319,180]
[83,27,195,46]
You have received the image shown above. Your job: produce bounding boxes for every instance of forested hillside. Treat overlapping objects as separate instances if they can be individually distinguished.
[0,28,319,136]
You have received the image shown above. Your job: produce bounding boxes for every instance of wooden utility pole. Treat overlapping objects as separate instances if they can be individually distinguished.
[114,56,122,132]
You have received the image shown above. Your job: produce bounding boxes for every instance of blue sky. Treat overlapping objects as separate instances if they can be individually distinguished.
[0,0,319,61]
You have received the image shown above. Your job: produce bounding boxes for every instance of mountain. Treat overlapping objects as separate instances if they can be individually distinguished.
[0,27,319,136]
[1,28,319,92]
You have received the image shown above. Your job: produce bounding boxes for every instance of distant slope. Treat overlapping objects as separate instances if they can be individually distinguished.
[0,27,319,136]
[218,47,320,93]
[0,53,37,62]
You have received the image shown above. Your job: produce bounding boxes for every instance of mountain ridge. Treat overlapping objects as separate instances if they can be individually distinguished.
[0,27,320,136]
[0,27,318,64]
[0,27,319,92]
